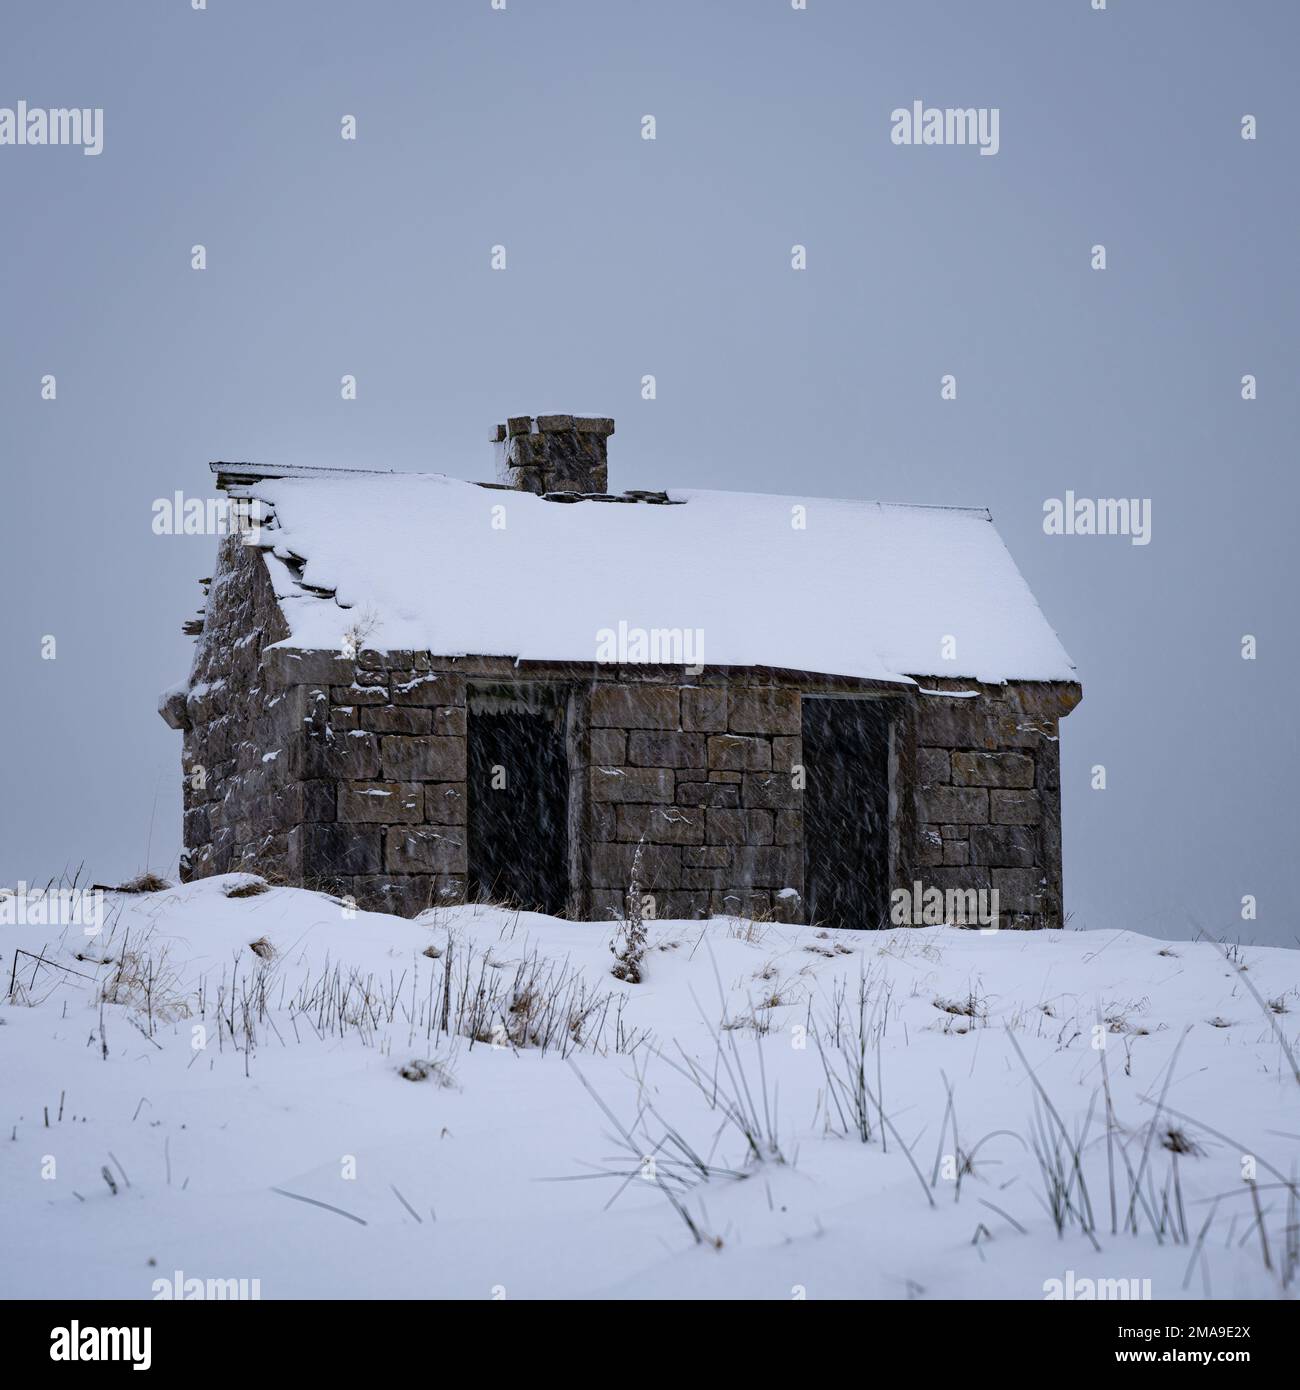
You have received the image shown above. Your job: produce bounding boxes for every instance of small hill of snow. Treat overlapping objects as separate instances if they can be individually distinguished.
[1,878,1296,1300]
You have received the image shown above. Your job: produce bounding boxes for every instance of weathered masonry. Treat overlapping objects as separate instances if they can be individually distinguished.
[160,413,1081,928]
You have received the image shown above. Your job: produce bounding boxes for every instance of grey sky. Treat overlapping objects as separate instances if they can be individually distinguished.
[1,0,1295,944]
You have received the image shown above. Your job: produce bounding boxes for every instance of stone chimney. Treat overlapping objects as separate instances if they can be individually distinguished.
[492,414,614,495]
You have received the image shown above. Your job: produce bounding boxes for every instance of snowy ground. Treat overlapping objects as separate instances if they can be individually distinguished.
[1,877,1297,1301]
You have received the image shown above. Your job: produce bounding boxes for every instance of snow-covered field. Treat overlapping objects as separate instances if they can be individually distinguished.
[2,877,1296,1301]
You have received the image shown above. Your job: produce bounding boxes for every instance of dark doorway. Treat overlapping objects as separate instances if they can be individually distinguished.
[466,685,570,915]
[802,697,891,930]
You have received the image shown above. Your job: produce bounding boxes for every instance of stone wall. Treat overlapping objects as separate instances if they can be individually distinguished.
[912,679,1080,929]
[165,534,302,885]
[577,680,805,922]
[165,543,1079,926]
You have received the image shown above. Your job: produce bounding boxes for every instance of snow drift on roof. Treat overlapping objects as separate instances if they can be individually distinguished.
[244,474,1075,685]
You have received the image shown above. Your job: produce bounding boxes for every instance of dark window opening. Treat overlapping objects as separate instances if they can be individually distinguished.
[801,697,891,930]
[466,684,570,915]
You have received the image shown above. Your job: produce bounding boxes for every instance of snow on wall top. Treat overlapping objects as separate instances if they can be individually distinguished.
[243,473,1076,685]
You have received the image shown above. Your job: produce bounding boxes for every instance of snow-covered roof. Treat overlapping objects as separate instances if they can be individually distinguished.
[235,472,1076,686]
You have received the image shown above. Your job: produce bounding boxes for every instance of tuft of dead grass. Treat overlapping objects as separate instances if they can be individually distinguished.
[114,872,172,894]
[224,878,270,899]
[934,993,984,1020]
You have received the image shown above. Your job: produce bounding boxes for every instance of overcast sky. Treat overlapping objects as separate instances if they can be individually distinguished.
[1,1,1295,945]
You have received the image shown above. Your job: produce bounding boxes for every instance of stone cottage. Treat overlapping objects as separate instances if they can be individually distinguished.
[159,413,1081,929]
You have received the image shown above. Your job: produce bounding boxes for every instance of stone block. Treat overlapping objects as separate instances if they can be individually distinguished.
[332,681,388,707]
[385,826,467,875]
[589,728,626,764]
[921,866,993,895]
[300,731,382,781]
[431,705,467,737]
[183,806,210,846]
[681,865,729,890]
[970,824,1038,868]
[684,844,731,868]
[302,823,382,877]
[771,736,801,774]
[352,875,437,918]
[263,648,357,687]
[615,804,704,845]
[992,867,1047,914]
[391,672,466,707]
[918,747,951,784]
[733,845,800,886]
[590,766,674,803]
[915,695,999,750]
[381,735,467,782]
[587,888,627,920]
[708,734,771,772]
[591,802,616,841]
[652,890,711,920]
[711,888,772,919]
[676,781,740,808]
[301,779,336,821]
[771,888,804,924]
[775,809,802,846]
[423,782,467,825]
[590,685,680,730]
[361,705,433,736]
[502,466,544,495]
[338,781,423,824]
[627,730,705,769]
[270,780,333,829]
[1035,741,1061,794]
[742,772,801,809]
[160,688,189,730]
[951,751,1035,789]
[705,808,775,846]
[681,686,727,732]
[728,687,799,735]
[589,841,681,889]
[918,785,988,825]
